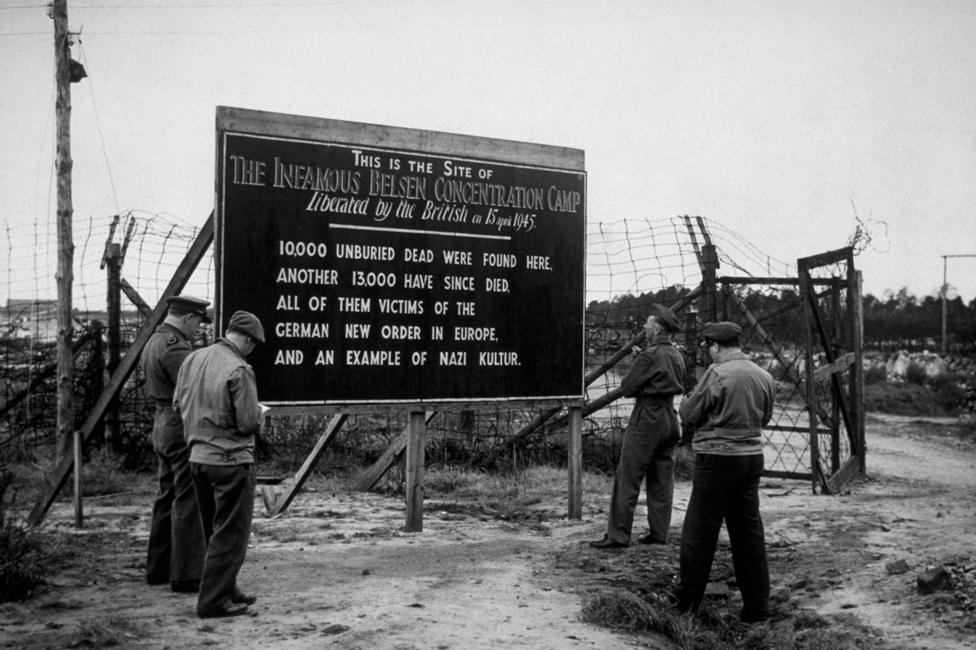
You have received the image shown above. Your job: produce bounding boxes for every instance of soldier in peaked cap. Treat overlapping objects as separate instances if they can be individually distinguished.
[674,321,776,623]
[141,295,210,592]
[699,320,741,345]
[591,303,686,549]
[174,310,265,618]
[166,295,212,323]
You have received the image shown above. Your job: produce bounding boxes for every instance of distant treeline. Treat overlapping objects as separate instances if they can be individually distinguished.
[862,289,976,353]
[586,286,976,354]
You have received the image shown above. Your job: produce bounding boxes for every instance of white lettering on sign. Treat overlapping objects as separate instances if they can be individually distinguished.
[403,273,433,289]
[547,186,582,213]
[308,296,328,311]
[454,326,497,342]
[279,240,328,257]
[442,250,472,265]
[346,349,402,366]
[479,351,520,366]
[378,298,424,314]
[485,277,509,292]
[443,276,475,291]
[276,267,339,285]
[276,294,300,310]
[421,202,469,223]
[276,322,330,338]
[381,325,421,340]
[403,248,433,262]
[274,349,304,365]
[482,252,517,268]
[525,255,551,270]
[344,323,371,338]
[304,192,369,215]
[368,171,428,200]
[338,297,371,312]
[352,270,397,287]
[334,244,395,260]
[439,351,467,366]
[230,155,266,186]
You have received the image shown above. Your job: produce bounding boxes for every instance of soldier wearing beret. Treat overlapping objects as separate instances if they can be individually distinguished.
[141,295,210,592]
[174,310,266,618]
[674,321,776,623]
[591,303,686,549]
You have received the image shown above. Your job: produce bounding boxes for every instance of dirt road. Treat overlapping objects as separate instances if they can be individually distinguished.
[1,414,974,649]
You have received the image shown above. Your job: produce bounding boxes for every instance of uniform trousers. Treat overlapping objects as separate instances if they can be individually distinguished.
[146,406,205,584]
[606,399,680,544]
[191,462,255,614]
[676,453,769,617]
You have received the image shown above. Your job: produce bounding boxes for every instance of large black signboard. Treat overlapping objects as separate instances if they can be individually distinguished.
[215,108,585,407]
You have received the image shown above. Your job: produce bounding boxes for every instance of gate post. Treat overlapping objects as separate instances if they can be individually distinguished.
[850,271,866,476]
[798,262,820,494]
[700,244,720,322]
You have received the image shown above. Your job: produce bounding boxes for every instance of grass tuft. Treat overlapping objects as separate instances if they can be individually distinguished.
[580,589,668,632]
[0,463,51,601]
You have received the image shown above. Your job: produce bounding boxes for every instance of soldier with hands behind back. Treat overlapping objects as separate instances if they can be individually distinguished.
[141,295,210,593]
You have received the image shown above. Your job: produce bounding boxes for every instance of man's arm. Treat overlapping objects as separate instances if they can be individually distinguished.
[678,369,715,429]
[619,352,655,396]
[160,338,192,389]
[172,360,187,414]
[228,366,262,435]
[761,372,776,427]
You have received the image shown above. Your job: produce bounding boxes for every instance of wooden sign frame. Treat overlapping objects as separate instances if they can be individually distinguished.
[215,107,586,411]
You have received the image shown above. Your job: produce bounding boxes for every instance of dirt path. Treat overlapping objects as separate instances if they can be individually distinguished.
[1,415,974,649]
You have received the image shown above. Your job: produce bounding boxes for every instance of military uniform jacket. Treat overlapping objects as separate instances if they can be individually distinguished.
[679,350,775,456]
[619,334,685,400]
[174,338,262,466]
[142,322,193,404]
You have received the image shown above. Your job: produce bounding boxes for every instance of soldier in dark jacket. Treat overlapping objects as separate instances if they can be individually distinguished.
[590,304,686,549]
[141,295,210,592]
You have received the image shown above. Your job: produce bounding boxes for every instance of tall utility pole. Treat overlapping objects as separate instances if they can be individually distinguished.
[941,254,976,355]
[52,0,75,460]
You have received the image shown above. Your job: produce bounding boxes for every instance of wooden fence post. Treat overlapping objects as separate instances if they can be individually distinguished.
[73,429,83,529]
[104,243,122,453]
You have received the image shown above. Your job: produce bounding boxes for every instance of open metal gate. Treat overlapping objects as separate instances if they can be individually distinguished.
[798,247,866,493]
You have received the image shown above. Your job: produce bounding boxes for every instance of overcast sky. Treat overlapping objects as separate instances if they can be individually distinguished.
[2,0,975,303]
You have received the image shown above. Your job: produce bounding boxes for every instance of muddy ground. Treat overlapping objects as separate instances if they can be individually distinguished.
[1,413,975,649]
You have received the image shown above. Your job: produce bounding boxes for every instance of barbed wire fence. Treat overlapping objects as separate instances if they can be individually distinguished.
[2,213,807,483]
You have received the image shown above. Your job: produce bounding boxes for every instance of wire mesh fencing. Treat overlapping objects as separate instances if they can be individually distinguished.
[3,212,844,485]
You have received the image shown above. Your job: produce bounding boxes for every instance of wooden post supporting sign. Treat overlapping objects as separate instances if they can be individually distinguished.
[567,406,582,520]
[405,411,426,532]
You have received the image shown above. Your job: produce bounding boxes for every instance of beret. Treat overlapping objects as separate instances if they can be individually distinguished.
[227,310,266,343]
[701,321,742,344]
[649,303,680,333]
[166,295,212,323]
